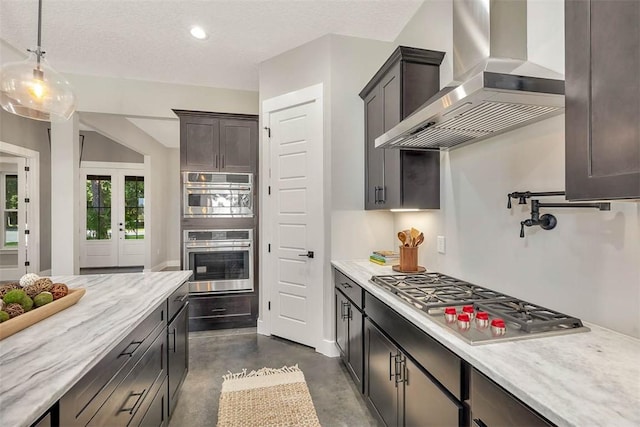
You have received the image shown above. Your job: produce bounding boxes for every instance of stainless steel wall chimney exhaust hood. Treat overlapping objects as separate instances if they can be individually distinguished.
[375,0,565,150]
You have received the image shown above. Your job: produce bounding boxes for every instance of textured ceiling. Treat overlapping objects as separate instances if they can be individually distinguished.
[0,0,422,91]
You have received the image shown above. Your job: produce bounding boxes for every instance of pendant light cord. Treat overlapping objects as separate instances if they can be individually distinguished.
[28,0,44,66]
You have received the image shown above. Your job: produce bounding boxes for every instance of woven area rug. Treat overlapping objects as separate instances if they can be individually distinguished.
[217,364,321,427]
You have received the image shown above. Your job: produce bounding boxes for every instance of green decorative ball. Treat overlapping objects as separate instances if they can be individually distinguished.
[0,311,9,322]
[21,295,34,312]
[33,292,54,307]
[3,289,26,305]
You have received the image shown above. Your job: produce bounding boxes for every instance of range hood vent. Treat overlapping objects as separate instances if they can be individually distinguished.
[376,0,565,150]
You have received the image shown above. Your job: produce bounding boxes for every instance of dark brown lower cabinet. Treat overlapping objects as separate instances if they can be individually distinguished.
[365,318,463,427]
[335,288,364,392]
[168,302,189,416]
[189,294,257,330]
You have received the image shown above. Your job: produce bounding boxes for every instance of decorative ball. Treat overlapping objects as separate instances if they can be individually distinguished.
[21,295,34,312]
[0,310,9,322]
[0,299,4,311]
[3,289,27,305]
[0,283,20,299]
[19,273,40,288]
[33,292,53,307]
[23,279,54,298]
[5,303,24,318]
[50,283,69,300]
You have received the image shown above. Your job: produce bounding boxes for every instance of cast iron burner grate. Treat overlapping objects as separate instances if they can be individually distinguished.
[474,300,584,333]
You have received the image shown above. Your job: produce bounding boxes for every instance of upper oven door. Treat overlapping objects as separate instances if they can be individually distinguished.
[184,187,253,218]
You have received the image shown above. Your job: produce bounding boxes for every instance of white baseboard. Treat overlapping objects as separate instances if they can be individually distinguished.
[166,259,180,267]
[256,319,270,336]
[145,261,167,273]
[316,339,341,358]
[39,269,52,276]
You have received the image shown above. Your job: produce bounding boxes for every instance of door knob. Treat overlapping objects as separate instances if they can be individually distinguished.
[298,251,314,259]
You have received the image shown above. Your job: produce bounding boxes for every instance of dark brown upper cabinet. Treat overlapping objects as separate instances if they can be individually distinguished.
[359,46,445,210]
[174,110,258,173]
[565,0,640,201]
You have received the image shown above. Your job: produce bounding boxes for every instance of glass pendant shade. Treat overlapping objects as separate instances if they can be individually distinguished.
[0,51,76,121]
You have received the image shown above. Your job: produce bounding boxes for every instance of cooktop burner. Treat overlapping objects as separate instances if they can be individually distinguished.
[370,273,589,344]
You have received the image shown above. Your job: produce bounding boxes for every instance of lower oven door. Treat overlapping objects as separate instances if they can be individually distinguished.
[185,245,253,293]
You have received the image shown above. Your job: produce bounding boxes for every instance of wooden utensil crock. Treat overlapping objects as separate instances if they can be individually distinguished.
[399,246,418,272]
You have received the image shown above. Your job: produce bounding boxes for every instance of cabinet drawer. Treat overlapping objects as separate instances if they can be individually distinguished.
[365,292,464,399]
[168,281,189,322]
[131,375,168,427]
[60,304,166,426]
[471,368,552,427]
[88,328,167,426]
[189,294,252,319]
[334,269,363,309]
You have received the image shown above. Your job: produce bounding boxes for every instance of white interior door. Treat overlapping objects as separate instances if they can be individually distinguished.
[80,167,145,268]
[267,94,323,348]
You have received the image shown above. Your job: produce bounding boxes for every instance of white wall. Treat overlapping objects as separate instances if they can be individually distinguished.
[393,0,640,338]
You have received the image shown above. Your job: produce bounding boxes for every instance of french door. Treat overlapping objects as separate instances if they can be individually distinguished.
[80,167,145,268]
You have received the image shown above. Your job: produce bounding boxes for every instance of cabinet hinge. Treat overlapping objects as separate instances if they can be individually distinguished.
[24,198,30,203]
[24,261,30,266]
[24,229,30,235]
[24,166,30,172]
[268,301,271,311]
[264,127,271,138]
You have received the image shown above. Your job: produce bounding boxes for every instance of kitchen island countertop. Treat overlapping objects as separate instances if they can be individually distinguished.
[0,270,192,427]
[332,260,640,427]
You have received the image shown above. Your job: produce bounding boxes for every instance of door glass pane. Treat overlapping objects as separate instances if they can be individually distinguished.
[5,175,17,209]
[124,176,144,240]
[4,174,18,247]
[86,175,112,240]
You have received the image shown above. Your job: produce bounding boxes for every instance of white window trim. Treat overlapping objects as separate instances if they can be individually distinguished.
[0,168,19,251]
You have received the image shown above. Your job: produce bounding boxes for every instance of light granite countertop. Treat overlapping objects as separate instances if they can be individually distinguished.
[0,270,192,427]
[332,260,640,427]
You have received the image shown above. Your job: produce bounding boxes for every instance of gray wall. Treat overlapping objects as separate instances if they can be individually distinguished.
[0,110,144,272]
[81,131,143,163]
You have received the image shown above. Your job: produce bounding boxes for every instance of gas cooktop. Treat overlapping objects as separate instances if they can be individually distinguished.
[370,273,589,344]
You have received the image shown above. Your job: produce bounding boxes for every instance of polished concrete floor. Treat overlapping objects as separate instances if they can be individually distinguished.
[169,328,379,427]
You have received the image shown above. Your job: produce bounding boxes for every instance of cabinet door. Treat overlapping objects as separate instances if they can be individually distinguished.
[403,356,461,427]
[365,319,400,427]
[168,303,189,416]
[347,304,364,392]
[364,87,385,210]
[335,290,348,357]
[381,63,402,209]
[219,119,257,173]
[565,0,640,200]
[180,117,220,171]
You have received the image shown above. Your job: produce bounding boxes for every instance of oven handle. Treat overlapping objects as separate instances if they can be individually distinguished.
[184,185,252,192]
[185,243,251,250]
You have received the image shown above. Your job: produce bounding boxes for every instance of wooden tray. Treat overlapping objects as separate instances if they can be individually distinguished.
[0,288,86,340]
[392,265,426,273]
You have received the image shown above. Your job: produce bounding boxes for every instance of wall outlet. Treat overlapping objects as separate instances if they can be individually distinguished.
[437,236,446,254]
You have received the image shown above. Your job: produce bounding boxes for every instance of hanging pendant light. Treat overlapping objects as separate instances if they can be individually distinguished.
[0,0,76,121]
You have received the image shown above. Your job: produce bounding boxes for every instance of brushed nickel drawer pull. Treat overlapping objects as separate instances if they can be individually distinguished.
[211,308,227,312]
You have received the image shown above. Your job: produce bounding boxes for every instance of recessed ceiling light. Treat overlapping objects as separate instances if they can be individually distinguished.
[190,26,207,40]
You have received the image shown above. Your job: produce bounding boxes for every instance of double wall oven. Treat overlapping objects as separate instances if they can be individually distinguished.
[182,172,256,295]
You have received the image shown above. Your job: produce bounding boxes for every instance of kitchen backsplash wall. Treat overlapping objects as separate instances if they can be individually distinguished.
[395,115,640,338]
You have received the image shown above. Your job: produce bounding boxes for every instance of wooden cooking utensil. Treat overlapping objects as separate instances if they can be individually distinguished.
[415,232,424,246]
[398,231,407,246]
